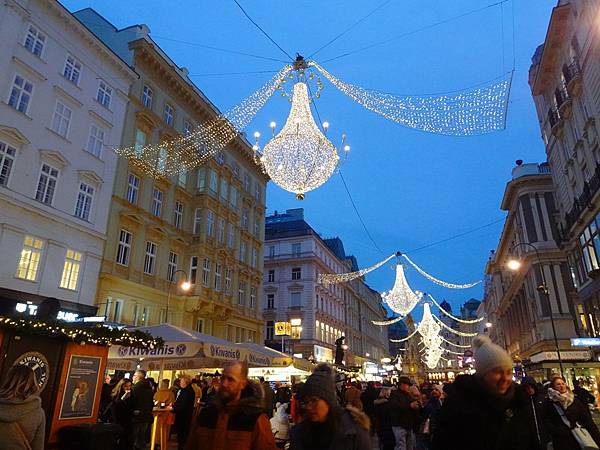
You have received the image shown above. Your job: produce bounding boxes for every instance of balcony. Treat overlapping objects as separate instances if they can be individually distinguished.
[564,162,600,233]
[548,108,564,138]
[563,60,582,97]
[555,88,572,119]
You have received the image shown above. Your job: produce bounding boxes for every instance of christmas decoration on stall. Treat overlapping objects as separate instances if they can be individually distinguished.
[0,315,164,348]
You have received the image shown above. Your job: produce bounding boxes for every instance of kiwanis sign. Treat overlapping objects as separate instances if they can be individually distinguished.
[108,342,203,359]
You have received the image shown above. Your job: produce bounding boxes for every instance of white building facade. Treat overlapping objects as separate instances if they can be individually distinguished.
[0,0,136,315]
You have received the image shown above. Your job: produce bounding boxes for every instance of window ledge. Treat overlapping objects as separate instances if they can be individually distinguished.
[2,102,33,120]
[93,99,113,113]
[45,127,72,144]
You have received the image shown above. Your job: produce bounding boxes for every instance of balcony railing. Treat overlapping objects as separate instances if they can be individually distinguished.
[548,108,564,137]
[563,60,581,85]
[564,162,600,233]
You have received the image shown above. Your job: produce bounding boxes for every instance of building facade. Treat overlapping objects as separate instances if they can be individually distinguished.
[75,9,268,340]
[262,208,389,366]
[529,0,600,343]
[0,0,135,316]
[483,161,592,380]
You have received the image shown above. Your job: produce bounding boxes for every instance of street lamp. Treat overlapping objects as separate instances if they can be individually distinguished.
[165,269,190,324]
[485,322,493,329]
[506,242,564,376]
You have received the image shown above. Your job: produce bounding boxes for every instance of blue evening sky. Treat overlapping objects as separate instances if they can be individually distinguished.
[63,0,557,317]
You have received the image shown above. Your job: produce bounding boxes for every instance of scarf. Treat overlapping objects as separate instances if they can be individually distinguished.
[548,387,575,409]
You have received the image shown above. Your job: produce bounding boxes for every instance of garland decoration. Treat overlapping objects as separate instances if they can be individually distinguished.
[439,335,471,348]
[401,254,481,289]
[372,316,404,326]
[319,253,396,285]
[0,316,164,348]
[389,328,419,343]
[433,315,478,337]
[427,294,484,323]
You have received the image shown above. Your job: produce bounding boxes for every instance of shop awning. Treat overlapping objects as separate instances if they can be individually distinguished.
[235,342,293,367]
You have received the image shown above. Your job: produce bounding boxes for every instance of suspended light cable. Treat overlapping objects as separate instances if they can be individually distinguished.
[389,328,418,343]
[319,253,395,285]
[433,315,478,337]
[439,335,471,348]
[373,316,404,326]
[428,294,484,323]
[402,255,481,289]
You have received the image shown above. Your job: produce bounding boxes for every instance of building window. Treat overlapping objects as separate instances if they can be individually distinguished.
[242,209,249,230]
[126,174,139,204]
[244,173,250,192]
[250,287,256,308]
[163,103,174,126]
[579,223,600,274]
[268,246,275,259]
[143,241,157,275]
[142,85,153,108]
[197,168,206,191]
[63,55,82,85]
[189,256,198,284]
[151,188,163,217]
[16,235,43,281]
[116,229,132,266]
[141,306,150,326]
[74,182,94,221]
[220,179,228,203]
[239,240,246,263]
[227,224,235,248]
[238,281,246,305]
[268,270,275,283]
[132,304,140,326]
[96,80,112,109]
[206,210,214,236]
[167,251,178,282]
[292,243,301,257]
[215,151,225,165]
[35,163,59,205]
[291,318,302,339]
[217,218,225,243]
[183,120,193,135]
[251,247,257,268]
[291,292,301,307]
[24,25,45,56]
[292,267,301,280]
[209,170,218,194]
[134,129,146,157]
[254,216,260,237]
[267,293,274,309]
[214,263,222,291]
[229,186,237,208]
[0,141,17,186]
[87,124,105,158]
[254,184,261,203]
[114,299,124,322]
[202,258,210,287]
[51,101,72,138]
[266,321,274,340]
[195,318,204,333]
[173,201,183,229]
[59,249,82,290]
[157,148,167,173]
[8,75,33,114]
[194,208,202,234]
[177,171,187,188]
[224,267,232,294]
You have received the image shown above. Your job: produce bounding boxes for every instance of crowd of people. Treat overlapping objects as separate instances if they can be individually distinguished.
[2,335,600,450]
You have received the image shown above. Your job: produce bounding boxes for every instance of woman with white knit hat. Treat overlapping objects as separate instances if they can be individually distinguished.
[431,335,529,450]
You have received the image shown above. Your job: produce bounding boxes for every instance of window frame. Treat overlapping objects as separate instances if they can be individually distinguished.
[63,54,82,85]
[116,229,132,266]
[96,80,112,109]
[8,74,34,115]
[59,249,82,291]
[35,163,59,206]
[0,141,17,187]
[23,25,46,57]
[143,241,157,275]
[16,235,44,281]
[74,182,94,221]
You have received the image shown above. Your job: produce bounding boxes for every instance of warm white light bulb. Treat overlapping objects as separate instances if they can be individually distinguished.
[343,144,351,152]
[507,259,522,271]
[322,121,330,129]
[270,121,277,128]
[252,144,259,151]
[253,131,261,138]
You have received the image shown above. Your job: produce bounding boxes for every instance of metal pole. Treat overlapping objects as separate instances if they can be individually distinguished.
[166,282,172,324]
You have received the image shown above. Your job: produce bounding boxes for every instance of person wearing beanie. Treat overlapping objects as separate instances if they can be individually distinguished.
[542,375,600,450]
[431,335,529,450]
[290,363,372,450]
[389,375,420,450]
[513,376,550,450]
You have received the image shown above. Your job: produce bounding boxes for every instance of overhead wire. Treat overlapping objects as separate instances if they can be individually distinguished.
[308,0,394,59]
[188,70,279,77]
[320,0,510,64]
[232,0,294,61]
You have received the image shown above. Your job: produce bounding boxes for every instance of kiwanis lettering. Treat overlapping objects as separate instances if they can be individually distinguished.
[248,353,270,366]
[117,344,186,357]
[209,345,241,360]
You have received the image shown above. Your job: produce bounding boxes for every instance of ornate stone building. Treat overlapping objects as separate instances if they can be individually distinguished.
[75,9,267,340]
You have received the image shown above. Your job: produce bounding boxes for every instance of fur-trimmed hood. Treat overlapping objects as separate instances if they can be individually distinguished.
[345,405,370,431]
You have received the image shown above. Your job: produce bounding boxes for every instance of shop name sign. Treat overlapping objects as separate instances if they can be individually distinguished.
[110,342,200,359]
[248,353,271,367]
[571,338,600,347]
[530,350,591,363]
[209,344,241,361]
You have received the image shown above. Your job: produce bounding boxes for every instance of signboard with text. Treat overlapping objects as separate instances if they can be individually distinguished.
[275,322,291,336]
[58,355,101,419]
[571,338,600,347]
[530,350,591,363]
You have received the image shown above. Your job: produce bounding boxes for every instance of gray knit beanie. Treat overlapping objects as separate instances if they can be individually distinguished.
[472,335,513,377]
[300,363,338,406]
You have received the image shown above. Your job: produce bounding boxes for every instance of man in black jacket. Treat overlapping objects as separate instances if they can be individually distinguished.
[126,369,154,450]
[171,374,196,450]
[389,376,419,450]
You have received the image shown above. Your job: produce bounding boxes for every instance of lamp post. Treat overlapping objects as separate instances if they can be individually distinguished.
[165,269,191,324]
[507,242,564,376]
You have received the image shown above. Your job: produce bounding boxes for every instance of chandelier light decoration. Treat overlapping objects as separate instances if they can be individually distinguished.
[311,62,512,136]
[416,303,441,347]
[401,254,481,289]
[383,264,423,317]
[258,80,340,200]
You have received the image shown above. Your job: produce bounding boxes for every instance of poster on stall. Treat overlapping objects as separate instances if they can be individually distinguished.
[58,355,101,419]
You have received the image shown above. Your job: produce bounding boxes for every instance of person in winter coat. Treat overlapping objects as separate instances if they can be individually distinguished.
[373,387,395,450]
[514,377,549,450]
[389,376,420,450]
[0,364,45,450]
[108,378,132,450]
[154,379,176,407]
[290,364,372,450]
[261,377,275,418]
[543,375,600,450]
[125,370,155,450]
[185,361,276,450]
[171,375,196,450]
[361,381,380,430]
[270,402,290,445]
[431,335,528,450]
[345,381,363,410]
[419,385,443,448]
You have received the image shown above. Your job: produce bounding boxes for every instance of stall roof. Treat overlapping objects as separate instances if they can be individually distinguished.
[132,323,231,345]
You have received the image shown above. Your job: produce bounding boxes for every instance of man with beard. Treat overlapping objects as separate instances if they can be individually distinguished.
[185,361,276,450]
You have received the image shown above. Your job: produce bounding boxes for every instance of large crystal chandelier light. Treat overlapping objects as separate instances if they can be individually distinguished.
[260,81,340,200]
[382,264,423,317]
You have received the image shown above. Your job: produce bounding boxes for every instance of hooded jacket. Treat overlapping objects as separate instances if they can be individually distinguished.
[290,405,371,450]
[543,393,600,450]
[0,396,45,450]
[184,380,276,450]
[431,374,528,450]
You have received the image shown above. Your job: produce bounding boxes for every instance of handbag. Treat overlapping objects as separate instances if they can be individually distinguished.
[553,403,599,450]
[14,422,33,450]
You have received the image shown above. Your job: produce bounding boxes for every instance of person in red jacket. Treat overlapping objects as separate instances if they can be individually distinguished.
[185,361,276,450]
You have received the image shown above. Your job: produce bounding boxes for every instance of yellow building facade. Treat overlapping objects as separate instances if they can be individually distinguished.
[76,12,267,341]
